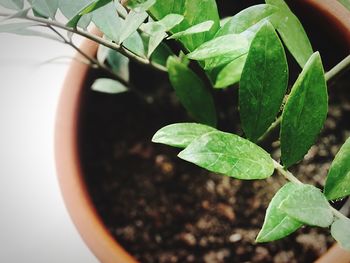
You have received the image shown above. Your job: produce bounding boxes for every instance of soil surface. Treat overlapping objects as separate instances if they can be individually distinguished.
[78,1,350,262]
[78,62,350,262]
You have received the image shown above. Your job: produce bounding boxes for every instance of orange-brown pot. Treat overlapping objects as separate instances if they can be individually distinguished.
[55,1,350,262]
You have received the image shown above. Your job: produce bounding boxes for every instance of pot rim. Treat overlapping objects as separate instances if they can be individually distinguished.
[55,1,350,263]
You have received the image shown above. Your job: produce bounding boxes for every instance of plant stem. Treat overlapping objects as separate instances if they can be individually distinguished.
[0,12,167,72]
[258,54,350,143]
[273,159,349,220]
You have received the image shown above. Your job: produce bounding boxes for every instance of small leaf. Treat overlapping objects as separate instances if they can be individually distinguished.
[168,20,214,40]
[91,78,128,94]
[215,4,278,36]
[32,0,58,19]
[178,131,275,180]
[59,0,93,29]
[266,0,313,67]
[152,123,217,148]
[149,42,174,67]
[214,54,247,88]
[118,10,148,44]
[126,0,156,12]
[324,137,350,200]
[167,56,217,127]
[92,2,122,43]
[187,34,249,61]
[279,184,334,227]
[106,50,130,82]
[123,31,146,58]
[280,52,328,168]
[239,22,288,142]
[0,0,24,10]
[257,183,303,243]
[331,217,350,251]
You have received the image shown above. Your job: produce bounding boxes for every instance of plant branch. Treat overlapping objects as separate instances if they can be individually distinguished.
[258,54,350,143]
[273,159,349,220]
[0,11,167,72]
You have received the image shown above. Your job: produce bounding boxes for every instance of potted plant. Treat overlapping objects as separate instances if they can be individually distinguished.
[1,0,350,262]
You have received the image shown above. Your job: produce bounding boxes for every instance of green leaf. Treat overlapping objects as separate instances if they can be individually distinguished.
[150,0,220,51]
[97,43,109,64]
[0,0,24,10]
[66,0,112,28]
[257,183,303,243]
[178,131,275,180]
[59,0,93,29]
[126,0,156,12]
[106,50,129,82]
[215,4,278,37]
[214,54,247,88]
[152,123,217,148]
[331,217,350,251]
[239,22,288,142]
[279,184,334,227]
[324,137,350,200]
[187,34,249,61]
[0,22,61,41]
[149,42,174,67]
[32,0,58,19]
[91,78,128,94]
[280,52,328,168]
[166,56,217,127]
[168,20,214,40]
[119,10,148,44]
[92,2,122,43]
[266,0,313,67]
[123,31,146,58]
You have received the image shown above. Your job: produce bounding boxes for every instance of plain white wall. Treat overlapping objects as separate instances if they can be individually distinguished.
[0,28,98,263]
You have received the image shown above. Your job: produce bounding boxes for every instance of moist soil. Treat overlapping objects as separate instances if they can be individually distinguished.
[78,1,350,262]
[78,62,350,262]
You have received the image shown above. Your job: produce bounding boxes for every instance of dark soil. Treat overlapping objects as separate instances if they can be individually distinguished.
[77,2,350,262]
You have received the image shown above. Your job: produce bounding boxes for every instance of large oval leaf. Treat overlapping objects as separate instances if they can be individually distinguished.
[324,137,350,200]
[279,184,334,227]
[280,52,328,168]
[331,217,350,251]
[152,123,216,148]
[166,57,217,127]
[257,183,303,243]
[178,131,275,180]
[266,0,313,67]
[239,22,288,142]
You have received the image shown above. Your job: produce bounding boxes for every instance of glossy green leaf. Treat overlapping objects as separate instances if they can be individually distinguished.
[66,0,112,28]
[91,78,128,94]
[279,184,334,227]
[92,2,122,43]
[215,4,277,37]
[178,131,275,180]
[106,50,130,82]
[0,0,24,10]
[59,0,93,29]
[257,183,303,243]
[266,0,313,67]
[331,217,350,251]
[123,31,146,58]
[127,0,156,12]
[280,52,328,168]
[150,0,220,51]
[324,137,350,200]
[118,10,148,44]
[32,0,58,19]
[187,34,249,61]
[167,56,217,127]
[149,42,174,67]
[214,54,247,88]
[239,22,288,142]
[168,20,214,40]
[152,123,217,148]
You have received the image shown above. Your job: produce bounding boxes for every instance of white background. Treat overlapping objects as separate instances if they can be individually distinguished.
[0,31,98,262]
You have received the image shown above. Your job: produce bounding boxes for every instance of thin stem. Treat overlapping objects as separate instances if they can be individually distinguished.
[259,54,350,142]
[0,11,167,72]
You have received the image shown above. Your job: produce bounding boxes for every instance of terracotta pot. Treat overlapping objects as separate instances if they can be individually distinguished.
[55,1,350,262]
